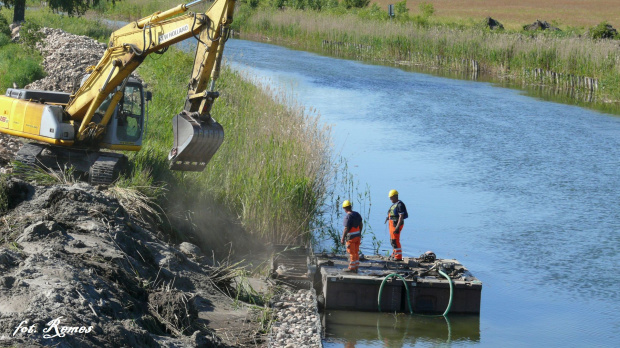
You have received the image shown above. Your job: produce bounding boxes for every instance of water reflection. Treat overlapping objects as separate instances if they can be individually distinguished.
[323,311,480,347]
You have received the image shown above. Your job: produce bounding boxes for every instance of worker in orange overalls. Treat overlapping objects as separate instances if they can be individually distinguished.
[341,200,363,273]
[385,189,408,261]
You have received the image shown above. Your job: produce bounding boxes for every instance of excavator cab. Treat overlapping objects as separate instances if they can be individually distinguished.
[100,79,146,149]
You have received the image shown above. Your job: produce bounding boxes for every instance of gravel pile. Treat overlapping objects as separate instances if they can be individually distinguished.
[270,289,322,347]
[25,27,108,93]
[0,134,22,173]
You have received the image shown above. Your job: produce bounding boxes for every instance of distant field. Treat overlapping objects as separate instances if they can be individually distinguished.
[371,0,620,29]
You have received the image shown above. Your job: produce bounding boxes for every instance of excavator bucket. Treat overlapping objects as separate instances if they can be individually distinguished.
[168,111,224,171]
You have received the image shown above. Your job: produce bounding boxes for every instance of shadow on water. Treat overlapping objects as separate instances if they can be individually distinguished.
[323,311,480,347]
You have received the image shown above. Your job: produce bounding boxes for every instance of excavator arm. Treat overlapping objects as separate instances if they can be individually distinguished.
[68,0,234,170]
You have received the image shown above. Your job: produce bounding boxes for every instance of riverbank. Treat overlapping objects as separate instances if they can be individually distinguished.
[236,8,620,105]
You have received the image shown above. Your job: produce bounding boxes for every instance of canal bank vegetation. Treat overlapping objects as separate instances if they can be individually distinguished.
[235,4,620,103]
[1,6,335,247]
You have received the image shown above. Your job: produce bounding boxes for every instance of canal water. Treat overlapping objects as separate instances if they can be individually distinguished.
[222,39,620,347]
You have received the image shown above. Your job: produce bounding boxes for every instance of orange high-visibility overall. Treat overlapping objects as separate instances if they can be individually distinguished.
[389,221,403,260]
[346,225,361,270]
[388,202,403,260]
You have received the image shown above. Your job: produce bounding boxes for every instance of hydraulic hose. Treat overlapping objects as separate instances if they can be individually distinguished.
[437,268,454,317]
[377,267,454,317]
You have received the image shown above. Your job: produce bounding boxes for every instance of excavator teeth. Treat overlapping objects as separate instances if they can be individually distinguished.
[168,111,224,171]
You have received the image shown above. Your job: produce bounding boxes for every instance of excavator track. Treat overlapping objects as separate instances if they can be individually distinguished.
[15,142,127,186]
[89,154,128,186]
[15,143,45,167]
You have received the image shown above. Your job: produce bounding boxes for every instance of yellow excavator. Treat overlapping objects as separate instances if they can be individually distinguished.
[0,0,234,184]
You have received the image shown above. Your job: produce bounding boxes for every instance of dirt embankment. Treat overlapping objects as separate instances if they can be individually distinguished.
[0,178,244,346]
[0,28,272,347]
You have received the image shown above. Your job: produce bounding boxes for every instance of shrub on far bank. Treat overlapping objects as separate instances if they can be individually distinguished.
[342,0,369,9]
[588,21,618,40]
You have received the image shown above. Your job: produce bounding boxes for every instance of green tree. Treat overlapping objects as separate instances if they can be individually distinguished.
[1,0,116,23]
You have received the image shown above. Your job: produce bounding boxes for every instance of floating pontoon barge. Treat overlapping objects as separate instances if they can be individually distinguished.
[271,247,482,315]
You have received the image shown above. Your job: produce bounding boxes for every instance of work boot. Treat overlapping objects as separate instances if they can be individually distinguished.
[343,268,358,273]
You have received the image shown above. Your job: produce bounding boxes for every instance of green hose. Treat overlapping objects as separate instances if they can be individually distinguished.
[377,273,413,314]
[437,268,454,317]
[377,267,454,317]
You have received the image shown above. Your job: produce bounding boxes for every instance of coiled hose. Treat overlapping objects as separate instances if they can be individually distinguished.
[377,266,453,317]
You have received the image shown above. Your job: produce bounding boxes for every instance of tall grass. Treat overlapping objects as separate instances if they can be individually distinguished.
[240,8,620,101]
[0,43,45,91]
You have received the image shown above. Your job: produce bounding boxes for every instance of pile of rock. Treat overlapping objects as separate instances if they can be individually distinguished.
[0,134,22,173]
[8,23,20,41]
[25,28,108,93]
[270,289,322,347]
[483,17,504,30]
[523,19,561,32]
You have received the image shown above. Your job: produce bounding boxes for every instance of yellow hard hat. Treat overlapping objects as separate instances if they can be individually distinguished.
[388,189,399,198]
[342,200,352,208]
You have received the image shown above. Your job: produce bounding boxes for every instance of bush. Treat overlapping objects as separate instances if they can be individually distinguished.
[289,0,306,10]
[394,0,409,20]
[19,21,44,49]
[589,21,618,40]
[342,0,369,9]
[419,1,434,17]
[0,33,10,47]
[307,0,325,11]
[358,3,389,21]
[268,0,286,9]
[0,15,11,37]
